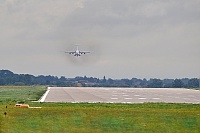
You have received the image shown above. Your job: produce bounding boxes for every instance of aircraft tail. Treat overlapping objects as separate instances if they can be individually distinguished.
[74,44,80,50]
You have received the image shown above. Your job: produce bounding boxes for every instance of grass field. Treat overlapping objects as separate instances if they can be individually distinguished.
[0,86,200,133]
[0,86,47,103]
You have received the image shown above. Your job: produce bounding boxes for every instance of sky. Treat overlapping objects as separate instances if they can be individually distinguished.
[0,0,200,79]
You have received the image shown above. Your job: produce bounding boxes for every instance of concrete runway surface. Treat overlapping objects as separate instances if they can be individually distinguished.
[39,87,200,104]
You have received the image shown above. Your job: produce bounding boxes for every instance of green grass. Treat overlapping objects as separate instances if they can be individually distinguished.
[0,86,200,133]
[0,86,47,103]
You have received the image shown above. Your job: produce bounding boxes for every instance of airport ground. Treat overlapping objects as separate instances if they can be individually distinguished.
[42,87,200,104]
[0,86,200,132]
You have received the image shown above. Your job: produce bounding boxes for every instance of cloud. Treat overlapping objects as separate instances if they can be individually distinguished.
[0,0,200,78]
[0,0,86,40]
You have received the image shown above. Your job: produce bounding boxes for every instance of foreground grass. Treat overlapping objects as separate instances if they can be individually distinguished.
[1,103,200,133]
[0,86,200,133]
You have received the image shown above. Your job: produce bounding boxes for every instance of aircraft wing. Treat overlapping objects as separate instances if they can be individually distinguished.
[65,51,76,54]
[80,51,90,54]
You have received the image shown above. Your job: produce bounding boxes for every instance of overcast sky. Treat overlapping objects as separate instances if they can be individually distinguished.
[0,0,200,79]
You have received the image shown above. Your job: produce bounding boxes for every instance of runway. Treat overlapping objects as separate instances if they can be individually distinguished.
[39,87,200,104]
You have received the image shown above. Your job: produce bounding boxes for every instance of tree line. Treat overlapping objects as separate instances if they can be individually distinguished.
[0,70,199,88]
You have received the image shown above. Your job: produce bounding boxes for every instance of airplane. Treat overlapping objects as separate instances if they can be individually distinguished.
[65,45,90,57]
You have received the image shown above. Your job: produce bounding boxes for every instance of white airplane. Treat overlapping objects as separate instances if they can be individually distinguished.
[65,45,90,57]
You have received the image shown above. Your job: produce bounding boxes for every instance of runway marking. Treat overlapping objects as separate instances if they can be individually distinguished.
[134,95,140,97]
[111,98,118,99]
[152,98,160,100]
[138,98,146,100]
[39,87,50,102]
[112,95,118,96]
[123,95,129,97]
[124,98,132,100]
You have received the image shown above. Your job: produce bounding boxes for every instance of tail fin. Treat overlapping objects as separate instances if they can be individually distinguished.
[74,44,80,50]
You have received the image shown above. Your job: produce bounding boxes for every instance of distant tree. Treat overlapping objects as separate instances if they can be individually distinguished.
[46,80,50,85]
[0,70,14,78]
[131,78,144,87]
[121,79,131,87]
[65,81,74,87]
[56,81,67,87]
[14,82,25,86]
[84,75,87,80]
[188,78,199,88]
[75,76,84,81]
[0,78,5,85]
[148,79,163,88]
[108,78,114,84]
[97,78,100,83]
[163,79,174,88]
[102,76,106,83]
[140,78,148,87]
[172,79,184,88]
[88,77,98,83]
[1,69,199,88]
[181,78,189,87]
[24,74,34,85]
[5,77,14,85]
[60,76,66,81]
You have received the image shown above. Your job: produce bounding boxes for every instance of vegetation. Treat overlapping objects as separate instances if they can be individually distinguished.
[0,86,46,103]
[0,86,200,132]
[1,70,200,88]
[1,103,200,133]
